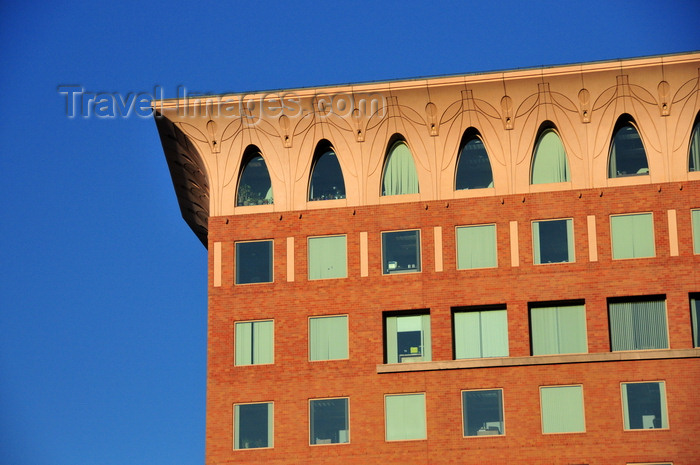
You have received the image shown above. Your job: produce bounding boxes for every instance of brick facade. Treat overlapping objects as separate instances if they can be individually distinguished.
[205,183,700,465]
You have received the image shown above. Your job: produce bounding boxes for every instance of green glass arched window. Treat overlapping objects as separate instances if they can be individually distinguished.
[309,143,346,201]
[689,116,700,172]
[455,133,493,190]
[237,148,273,206]
[531,128,569,184]
[382,140,419,196]
[608,118,648,178]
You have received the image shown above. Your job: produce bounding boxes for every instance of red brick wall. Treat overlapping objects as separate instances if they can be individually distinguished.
[205,181,700,465]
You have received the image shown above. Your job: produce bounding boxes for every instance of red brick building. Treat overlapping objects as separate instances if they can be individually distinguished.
[154,53,700,465]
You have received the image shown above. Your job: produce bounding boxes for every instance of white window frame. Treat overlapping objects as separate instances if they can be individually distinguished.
[308,315,349,362]
[233,401,274,450]
[234,319,274,366]
[529,302,588,356]
[531,218,575,264]
[610,213,655,260]
[308,397,350,446]
[621,381,669,431]
[235,239,274,284]
[453,306,509,359]
[384,393,427,441]
[692,209,700,255]
[455,223,498,270]
[461,388,505,438]
[307,235,348,280]
[381,229,422,275]
[608,297,669,351]
[539,385,586,434]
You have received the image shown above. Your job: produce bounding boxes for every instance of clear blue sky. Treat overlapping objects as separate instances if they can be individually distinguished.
[0,1,697,464]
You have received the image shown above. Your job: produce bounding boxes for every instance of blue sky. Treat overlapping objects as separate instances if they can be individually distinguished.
[0,1,697,464]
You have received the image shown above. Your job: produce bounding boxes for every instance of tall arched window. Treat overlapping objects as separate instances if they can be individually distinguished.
[309,141,346,201]
[455,130,493,190]
[531,126,569,184]
[236,146,273,206]
[689,114,700,172]
[382,138,419,196]
[608,116,648,178]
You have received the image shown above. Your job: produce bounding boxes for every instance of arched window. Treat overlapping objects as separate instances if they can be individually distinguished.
[382,138,419,196]
[689,114,700,172]
[309,141,346,201]
[455,130,493,190]
[236,147,273,206]
[531,127,569,184]
[608,116,648,178]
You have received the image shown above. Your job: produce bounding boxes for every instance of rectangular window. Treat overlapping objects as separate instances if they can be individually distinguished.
[621,382,668,430]
[385,313,431,363]
[309,315,348,361]
[693,209,700,254]
[609,297,668,351]
[453,306,508,359]
[456,224,497,269]
[234,402,273,449]
[385,393,426,441]
[462,389,504,437]
[235,320,273,365]
[308,235,347,280]
[235,240,273,284]
[540,385,585,433]
[691,294,700,348]
[611,213,655,259]
[530,302,587,355]
[382,230,421,274]
[309,398,349,445]
[532,218,574,264]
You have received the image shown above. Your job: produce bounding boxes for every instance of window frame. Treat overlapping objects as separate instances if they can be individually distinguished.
[529,301,588,356]
[608,296,669,352]
[688,113,700,172]
[307,234,348,280]
[235,239,274,285]
[461,388,505,438]
[384,392,427,442]
[233,401,274,450]
[531,218,575,265]
[384,311,431,364]
[608,118,649,179]
[308,397,350,446]
[610,212,656,260]
[692,209,700,255]
[308,315,349,362]
[691,293,700,348]
[381,229,422,275]
[236,148,274,206]
[530,126,570,185]
[234,319,274,366]
[452,305,509,359]
[308,143,346,201]
[539,384,586,434]
[455,223,498,270]
[620,381,669,431]
[381,138,419,196]
[454,131,494,190]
